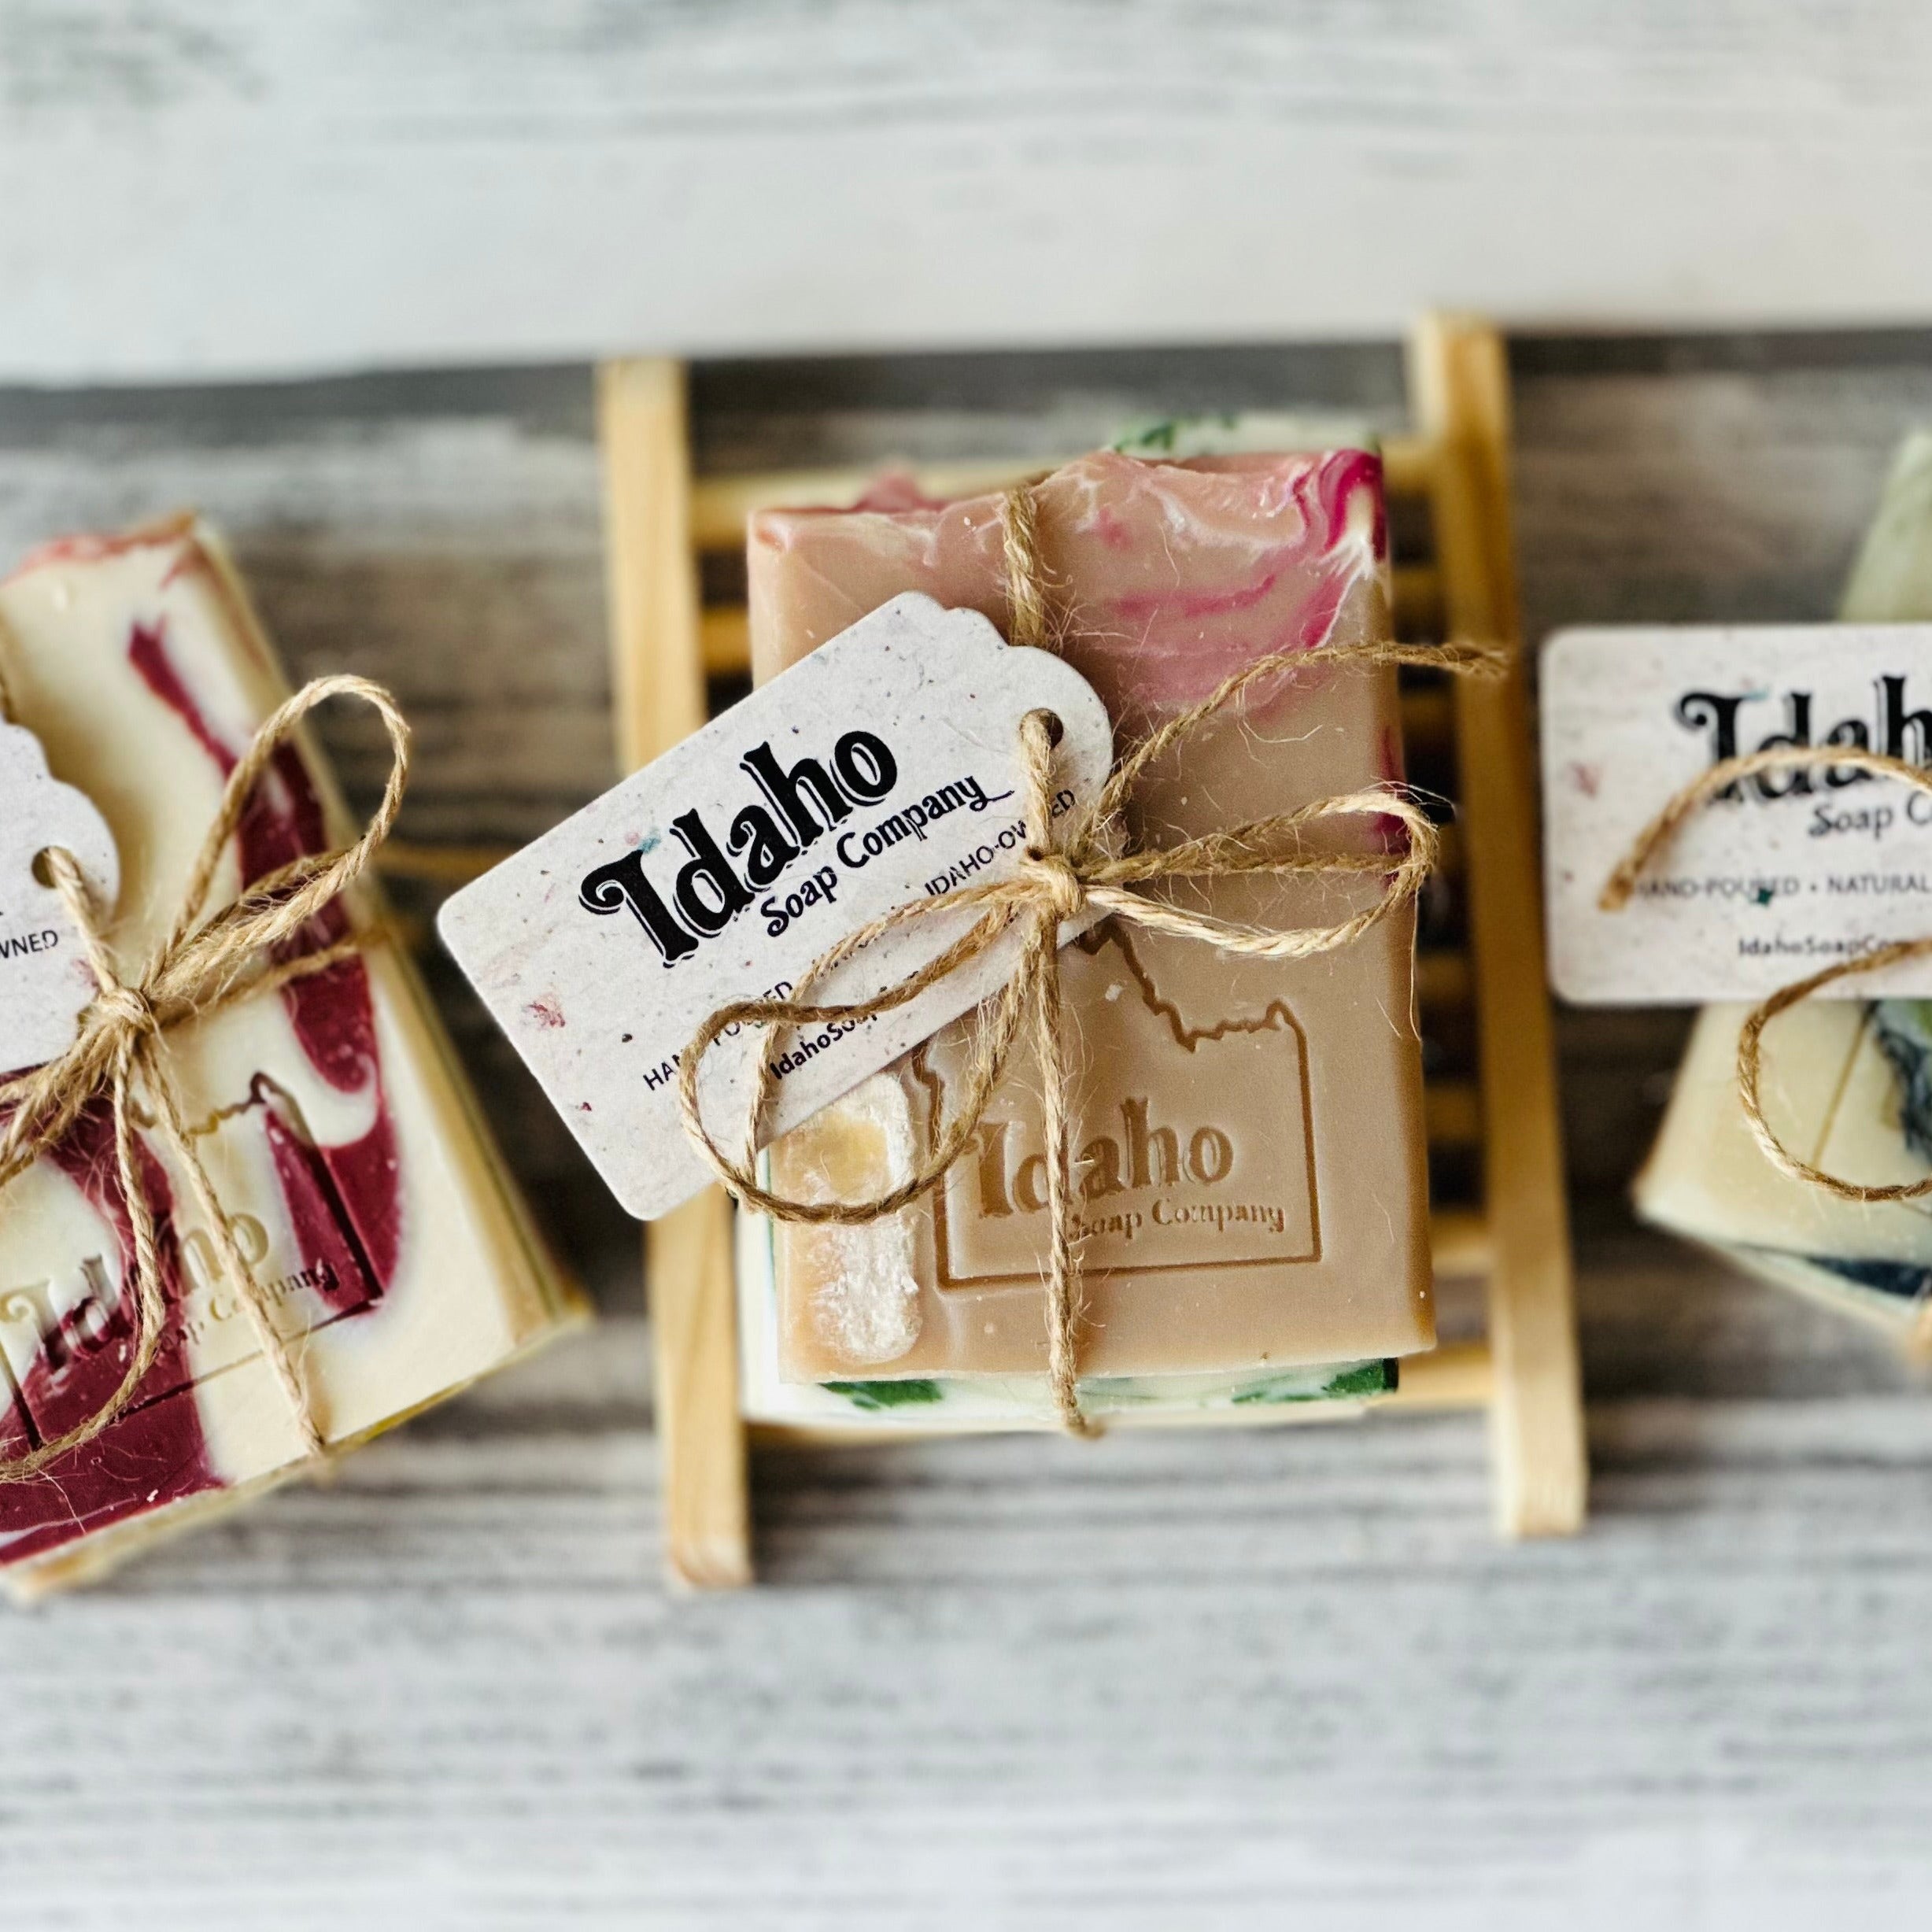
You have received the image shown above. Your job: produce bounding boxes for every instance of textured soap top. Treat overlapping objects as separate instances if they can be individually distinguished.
[749,451,1431,1383]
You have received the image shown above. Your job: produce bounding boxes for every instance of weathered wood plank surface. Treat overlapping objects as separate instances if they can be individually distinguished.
[7,5,1932,381]
[3,333,1932,1925]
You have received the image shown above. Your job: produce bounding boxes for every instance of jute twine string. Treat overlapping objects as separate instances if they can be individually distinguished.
[1605,741,1932,1354]
[679,485,1498,1432]
[0,674,410,1479]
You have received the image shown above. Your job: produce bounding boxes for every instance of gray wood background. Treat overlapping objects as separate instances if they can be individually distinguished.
[6,331,1932,1927]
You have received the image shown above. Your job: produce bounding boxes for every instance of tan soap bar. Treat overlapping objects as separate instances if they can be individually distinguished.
[0,518,584,1594]
[748,450,1431,1383]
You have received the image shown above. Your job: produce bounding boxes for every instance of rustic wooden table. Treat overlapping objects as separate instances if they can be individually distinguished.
[4,332,1930,1928]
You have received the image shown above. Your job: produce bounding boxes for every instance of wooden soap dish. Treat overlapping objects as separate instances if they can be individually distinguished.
[597,313,1587,1587]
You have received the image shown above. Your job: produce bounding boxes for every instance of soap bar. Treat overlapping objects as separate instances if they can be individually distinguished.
[0,518,583,1594]
[1111,412,1376,460]
[1636,432,1932,1332]
[1638,997,1932,1326]
[744,450,1431,1393]
[734,1204,1398,1430]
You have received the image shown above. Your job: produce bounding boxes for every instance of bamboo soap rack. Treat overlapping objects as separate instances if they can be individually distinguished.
[597,313,1587,1587]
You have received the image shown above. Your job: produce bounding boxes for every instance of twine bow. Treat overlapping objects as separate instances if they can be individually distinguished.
[0,674,410,1479]
[679,486,1495,1432]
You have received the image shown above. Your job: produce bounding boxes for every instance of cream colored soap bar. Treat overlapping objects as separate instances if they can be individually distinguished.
[745,450,1431,1391]
[0,519,584,1595]
[1636,431,1932,1331]
[1638,999,1932,1317]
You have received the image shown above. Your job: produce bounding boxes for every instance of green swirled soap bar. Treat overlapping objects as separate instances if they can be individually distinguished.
[1638,433,1932,1333]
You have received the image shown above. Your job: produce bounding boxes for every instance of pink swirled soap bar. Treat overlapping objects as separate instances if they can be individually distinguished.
[0,518,582,1596]
[743,451,1432,1399]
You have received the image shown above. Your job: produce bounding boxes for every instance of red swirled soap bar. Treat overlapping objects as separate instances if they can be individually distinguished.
[0,518,583,1595]
[739,451,1431,1417]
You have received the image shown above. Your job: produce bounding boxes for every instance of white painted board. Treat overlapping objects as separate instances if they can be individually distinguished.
[8,3,1932,382]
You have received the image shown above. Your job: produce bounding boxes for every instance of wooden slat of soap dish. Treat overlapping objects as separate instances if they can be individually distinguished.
[599,360,753,1590]
[597,315,1586,1586]
[1409,314,1588,1539]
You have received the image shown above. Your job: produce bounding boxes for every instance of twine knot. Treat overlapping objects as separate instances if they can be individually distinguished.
[91,978,160,1040]
[1024,849,1087,924]
[0,674,411,1481]
[679,485,1498,1433]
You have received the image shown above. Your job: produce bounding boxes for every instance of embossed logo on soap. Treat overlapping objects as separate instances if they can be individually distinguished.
[918,925,1319,1284]
[0,1077,383,1455]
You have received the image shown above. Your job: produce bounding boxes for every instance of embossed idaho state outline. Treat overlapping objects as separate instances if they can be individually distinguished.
[0,720,120,1075]
[914,922,1322,1288]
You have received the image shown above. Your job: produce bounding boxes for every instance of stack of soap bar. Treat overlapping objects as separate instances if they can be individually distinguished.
[737,449,1431,1427]
[1636,432,1932,1333]
[0,518,583,1594]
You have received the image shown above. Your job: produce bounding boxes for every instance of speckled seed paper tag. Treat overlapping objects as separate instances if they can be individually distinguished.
[1543,623,1932,1003]
[0,722,120,1073]
[438,593,1115,1219]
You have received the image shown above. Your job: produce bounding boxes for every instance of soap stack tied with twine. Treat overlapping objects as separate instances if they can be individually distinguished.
[1636,434,1932,1342]
[711,449,1495,1432]
[0,518,582,1596]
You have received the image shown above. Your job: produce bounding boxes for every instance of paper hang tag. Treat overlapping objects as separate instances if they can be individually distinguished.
[438,593,1116,1220]
[0,721,120,1073]
[1542,622,1932,1004]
